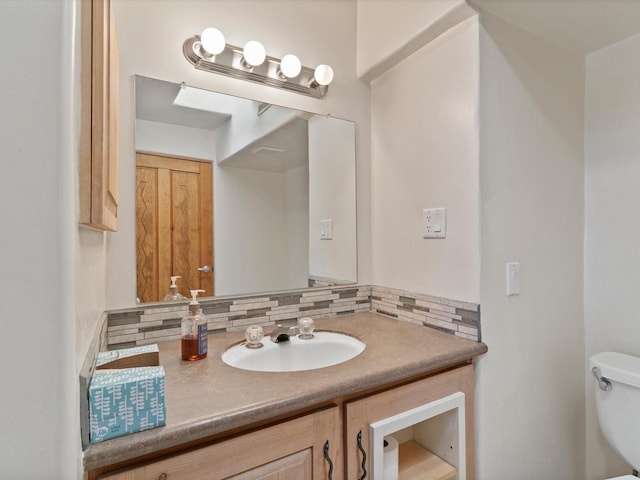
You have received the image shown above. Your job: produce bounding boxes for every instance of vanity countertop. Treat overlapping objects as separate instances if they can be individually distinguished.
[83,312,487,471]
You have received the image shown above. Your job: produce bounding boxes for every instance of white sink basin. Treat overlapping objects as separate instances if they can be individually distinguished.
[221,331,365,372]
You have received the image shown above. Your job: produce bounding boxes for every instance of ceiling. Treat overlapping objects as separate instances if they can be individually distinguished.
[470,0,640,54]
[219,117,309,173]
[136,76,230,130]
[135,76,309,173]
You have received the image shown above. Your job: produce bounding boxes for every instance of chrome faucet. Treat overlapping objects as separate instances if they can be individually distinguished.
[270,325,300,343]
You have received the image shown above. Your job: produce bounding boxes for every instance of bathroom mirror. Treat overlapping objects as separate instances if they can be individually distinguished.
[134,76,357,303]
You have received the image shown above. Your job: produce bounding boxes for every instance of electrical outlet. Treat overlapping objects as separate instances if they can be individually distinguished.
[423,208,446,238]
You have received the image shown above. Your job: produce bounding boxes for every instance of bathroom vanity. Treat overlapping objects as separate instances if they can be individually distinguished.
[83,313,487,479]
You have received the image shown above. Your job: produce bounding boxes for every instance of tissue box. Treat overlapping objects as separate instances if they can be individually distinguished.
[89,365,166,443]
[95,344,160,370]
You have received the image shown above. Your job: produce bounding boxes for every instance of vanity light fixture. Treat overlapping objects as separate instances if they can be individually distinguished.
[200,27,226,57]
[278,54,302,79]
[183,29,334,98]
[313,64,334,87]
[241,40,266,68]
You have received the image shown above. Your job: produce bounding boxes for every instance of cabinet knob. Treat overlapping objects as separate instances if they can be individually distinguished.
[158,474,167,480]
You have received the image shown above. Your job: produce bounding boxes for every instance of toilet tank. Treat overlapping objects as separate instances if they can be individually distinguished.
[590,352,640,471]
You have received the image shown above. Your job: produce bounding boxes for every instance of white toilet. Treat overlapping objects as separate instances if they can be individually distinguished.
[591,352,640,480]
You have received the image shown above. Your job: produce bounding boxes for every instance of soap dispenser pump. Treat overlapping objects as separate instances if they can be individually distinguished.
[164,276,186,302]
[181,289,207,361]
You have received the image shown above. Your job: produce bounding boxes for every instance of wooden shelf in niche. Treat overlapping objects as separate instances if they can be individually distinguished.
[398,440,456,480]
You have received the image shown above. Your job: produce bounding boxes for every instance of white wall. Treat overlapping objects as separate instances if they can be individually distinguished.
[308,116,357,283]
[109,0,371,309]
[356,0,471,80]
[284,165,310,288]
[0,0,104,477]
[365,3,587,477]
[135,119,216,161]
[214,164,308,296]
[370,17,481,303]
[477,12,585,479]
[584,32,640,479]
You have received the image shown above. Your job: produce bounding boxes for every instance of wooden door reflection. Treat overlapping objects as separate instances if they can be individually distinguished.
[136,152,213,303]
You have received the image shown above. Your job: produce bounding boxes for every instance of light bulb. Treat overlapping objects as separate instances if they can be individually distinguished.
[242,40,266,67]
[200,27,225,56]
[313,64,334,86]
[280,54,302,78]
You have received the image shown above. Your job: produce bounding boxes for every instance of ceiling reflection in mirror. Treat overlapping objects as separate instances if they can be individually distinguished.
[134,76,357,304]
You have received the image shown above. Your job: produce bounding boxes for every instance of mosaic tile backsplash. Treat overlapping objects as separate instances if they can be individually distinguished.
[106,285,481,349]
[371,286,481,342]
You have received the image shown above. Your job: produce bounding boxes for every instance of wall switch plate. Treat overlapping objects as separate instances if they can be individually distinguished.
[506,262,520,296]
[320,219,333,240]
[423,208,446,238]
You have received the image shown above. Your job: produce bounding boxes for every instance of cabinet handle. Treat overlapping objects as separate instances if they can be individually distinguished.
[323,440,334,480]
[356,430,368,480]
[158,474,167,480]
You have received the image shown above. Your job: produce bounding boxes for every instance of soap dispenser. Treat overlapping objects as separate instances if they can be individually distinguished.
[181,289,207,361]
[163,276,186,302]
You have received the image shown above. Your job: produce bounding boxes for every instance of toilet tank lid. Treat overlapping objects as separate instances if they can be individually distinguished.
[590,352,640,388]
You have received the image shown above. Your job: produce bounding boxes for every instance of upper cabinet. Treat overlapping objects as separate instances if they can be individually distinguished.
[80,0,120,231]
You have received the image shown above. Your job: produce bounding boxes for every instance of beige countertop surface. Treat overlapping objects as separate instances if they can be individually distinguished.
[83,312,488,471]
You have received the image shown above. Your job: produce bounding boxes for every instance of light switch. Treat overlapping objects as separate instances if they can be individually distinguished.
[506,262,520,296]
[433,212,442,232]
[423,208,446,238]
[320,219,333,240]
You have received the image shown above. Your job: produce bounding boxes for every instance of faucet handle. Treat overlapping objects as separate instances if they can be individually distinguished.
[245,325,264,349]
[298,317,315,339]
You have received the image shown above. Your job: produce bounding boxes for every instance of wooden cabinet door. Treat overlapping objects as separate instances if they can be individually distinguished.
[345,365,475,480]
[136,153,214,302]
[80,0,120,231]
[98,405,341,480]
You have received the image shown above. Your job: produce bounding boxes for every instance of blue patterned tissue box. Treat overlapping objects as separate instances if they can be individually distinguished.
[89,366,166,443]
